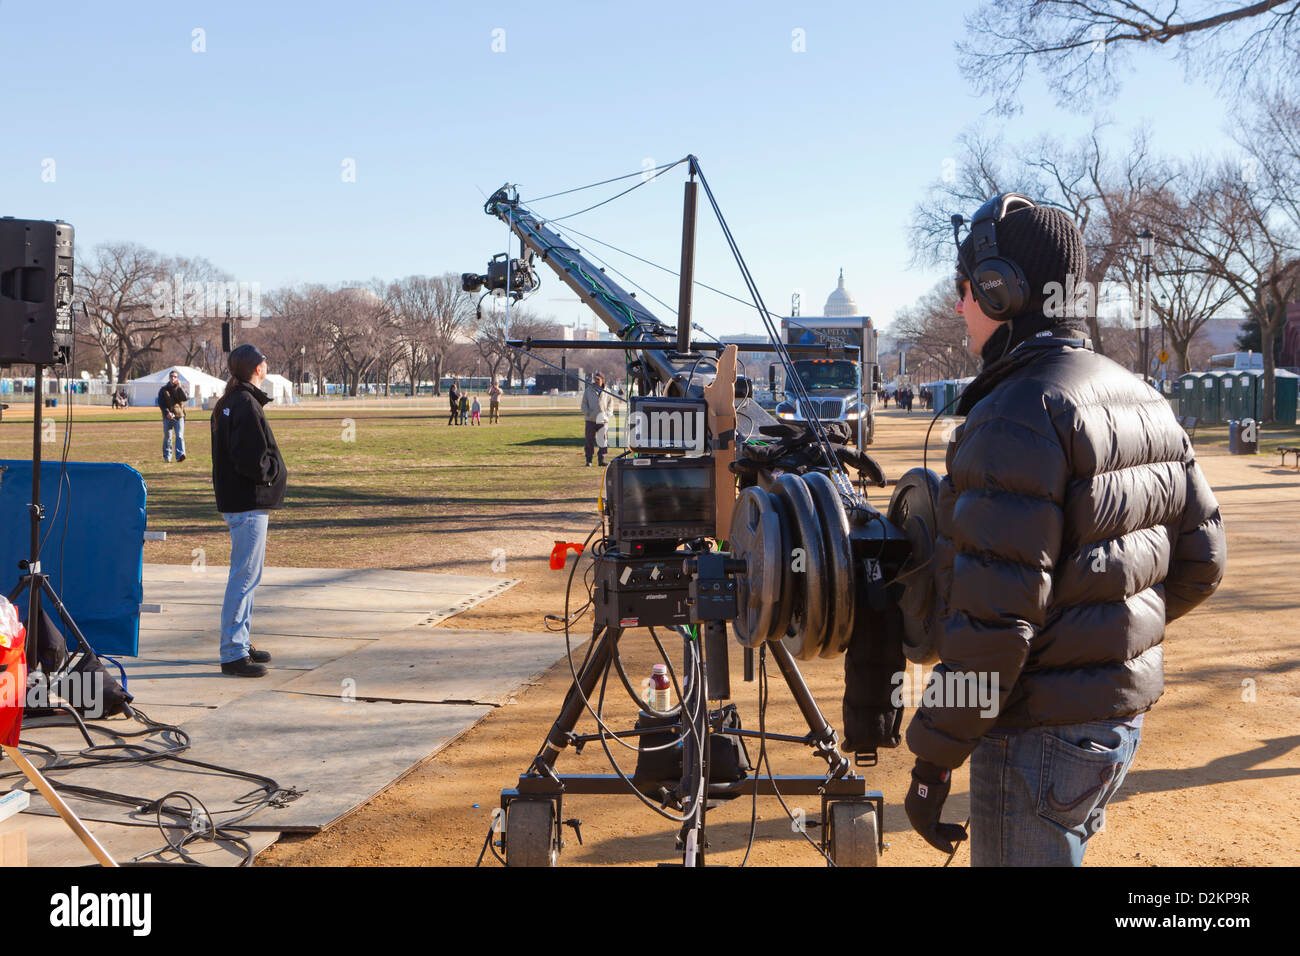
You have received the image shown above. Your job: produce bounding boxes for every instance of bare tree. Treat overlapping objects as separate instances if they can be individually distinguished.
[1153,159,1300,420]
[329,282,396,396]
[499,306,561,387]
[958,0,1300,114]
[891,279,981,381]
[259,285,334,393]
[155,254,231,372]
[77,242,170,386]
[1113,192,1239,373]
[473,300,512,387]
[909,121,1173,355]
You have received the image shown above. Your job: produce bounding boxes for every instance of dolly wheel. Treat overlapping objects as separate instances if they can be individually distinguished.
[828,802,879,867]
[505,800,558,867]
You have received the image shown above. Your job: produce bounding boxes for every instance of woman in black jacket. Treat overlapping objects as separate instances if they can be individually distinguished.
[210,345,288,677]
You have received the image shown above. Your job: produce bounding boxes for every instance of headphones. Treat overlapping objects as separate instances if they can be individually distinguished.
[951,193,1035,321]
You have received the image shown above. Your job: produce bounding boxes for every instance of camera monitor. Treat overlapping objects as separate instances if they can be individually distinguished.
[608,455,715,550]
[627,396,708,454]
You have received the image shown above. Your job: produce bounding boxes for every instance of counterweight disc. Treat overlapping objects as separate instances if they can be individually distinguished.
[773,473,828,660]
[802,471,856,658]
[886,467,943,664]
[727,486,785,647]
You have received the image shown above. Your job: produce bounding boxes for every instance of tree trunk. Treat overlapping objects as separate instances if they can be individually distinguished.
[1261,319,1277,424]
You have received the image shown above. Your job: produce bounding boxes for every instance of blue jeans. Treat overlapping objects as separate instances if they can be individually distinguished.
[163,417,185,460]
[969,720,1141,866]
[220,510,269,664]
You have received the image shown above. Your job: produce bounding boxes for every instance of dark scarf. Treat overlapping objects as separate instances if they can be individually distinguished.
[958,310,1092,415]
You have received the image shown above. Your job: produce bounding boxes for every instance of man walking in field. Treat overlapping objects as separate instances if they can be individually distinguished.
[581,372,612,467]
[157,369,188,462]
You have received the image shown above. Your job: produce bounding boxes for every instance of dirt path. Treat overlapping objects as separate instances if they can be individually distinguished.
[260,409,1300,866]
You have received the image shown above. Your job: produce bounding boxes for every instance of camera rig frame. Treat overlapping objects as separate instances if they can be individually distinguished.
[470,158,941,866]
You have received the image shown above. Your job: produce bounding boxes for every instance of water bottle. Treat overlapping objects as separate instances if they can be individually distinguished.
[648,664,672,711]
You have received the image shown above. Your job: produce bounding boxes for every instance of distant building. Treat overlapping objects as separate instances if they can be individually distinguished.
[1193,317,1244,355]
[823,269,860,318]
[1285,302,1300,368]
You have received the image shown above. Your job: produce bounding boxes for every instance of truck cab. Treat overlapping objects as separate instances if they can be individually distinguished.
[773,358,873,444]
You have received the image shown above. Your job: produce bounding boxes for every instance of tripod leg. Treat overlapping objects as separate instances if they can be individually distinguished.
[532,625,622,774]
[38,576,97,659]
[2,744,118,867]
[768,639,850,777]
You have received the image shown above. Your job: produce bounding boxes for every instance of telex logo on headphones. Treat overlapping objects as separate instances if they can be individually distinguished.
[49,886,151,936]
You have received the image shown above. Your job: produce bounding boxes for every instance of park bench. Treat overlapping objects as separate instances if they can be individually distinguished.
[1280,447,1300,469]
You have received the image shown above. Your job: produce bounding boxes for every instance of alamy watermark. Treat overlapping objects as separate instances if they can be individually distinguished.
[150,273,262,326]
[628,409,706,453]
[891,664,999,718]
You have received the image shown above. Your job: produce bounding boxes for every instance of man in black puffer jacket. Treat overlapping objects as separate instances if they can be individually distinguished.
[903,196,1226,866]
[211,344,288,678]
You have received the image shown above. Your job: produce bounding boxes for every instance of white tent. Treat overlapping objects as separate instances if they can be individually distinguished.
[262,373,295,405]
[124,366,228,409]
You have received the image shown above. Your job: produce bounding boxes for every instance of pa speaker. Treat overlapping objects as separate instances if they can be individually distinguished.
[0,217,75,366]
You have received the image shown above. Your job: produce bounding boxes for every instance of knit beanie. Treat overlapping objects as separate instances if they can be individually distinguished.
[958,203,1087,319]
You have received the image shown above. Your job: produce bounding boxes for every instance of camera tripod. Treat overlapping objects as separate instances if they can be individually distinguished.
[496,570,884,868]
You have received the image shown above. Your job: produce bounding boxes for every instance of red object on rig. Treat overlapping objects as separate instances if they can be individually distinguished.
[550,541,586,570]
[0,597,26,747]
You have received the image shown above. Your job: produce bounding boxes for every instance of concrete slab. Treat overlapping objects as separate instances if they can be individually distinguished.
[8,565,538,863]
[143,582,493,613]
[117,659,304,708]
[279,628,567,705]
[131,629,373,669]
[145,563,519,595]
[0,811,278,866]
[139,605,434,637]
[20,692,492,832]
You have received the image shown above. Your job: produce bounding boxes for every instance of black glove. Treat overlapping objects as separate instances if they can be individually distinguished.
[905,758,967,854]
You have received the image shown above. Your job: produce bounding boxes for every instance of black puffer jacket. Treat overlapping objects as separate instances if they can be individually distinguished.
[210,382,288,513]
[905,334,1226,769]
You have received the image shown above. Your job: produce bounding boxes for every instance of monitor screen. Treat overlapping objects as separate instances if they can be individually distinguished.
[618,463,713,528]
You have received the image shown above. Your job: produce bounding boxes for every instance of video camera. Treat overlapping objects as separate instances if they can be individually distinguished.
[461,252,538,301]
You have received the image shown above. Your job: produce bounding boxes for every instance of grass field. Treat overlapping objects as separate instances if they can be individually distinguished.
[0,403,607,585]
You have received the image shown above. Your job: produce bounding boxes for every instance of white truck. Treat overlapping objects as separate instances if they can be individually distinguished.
[771,315,879,445]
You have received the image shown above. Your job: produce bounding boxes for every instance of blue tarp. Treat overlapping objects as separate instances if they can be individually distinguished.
[0,460,145,656]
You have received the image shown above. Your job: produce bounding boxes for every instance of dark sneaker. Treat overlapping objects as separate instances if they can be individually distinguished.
[177,454,186,462]
[221,656,267,677]
[248,645,271,663]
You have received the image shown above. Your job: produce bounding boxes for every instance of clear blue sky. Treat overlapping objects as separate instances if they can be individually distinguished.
[0,0,1233,336]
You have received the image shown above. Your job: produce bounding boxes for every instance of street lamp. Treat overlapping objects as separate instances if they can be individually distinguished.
[1138,229,1155,383]
[300,345,306,400]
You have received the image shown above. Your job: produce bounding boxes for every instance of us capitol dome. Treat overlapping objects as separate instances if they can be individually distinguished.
[823,269,859,317]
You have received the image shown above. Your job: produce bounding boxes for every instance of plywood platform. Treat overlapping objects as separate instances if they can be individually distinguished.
[1,564,535,866]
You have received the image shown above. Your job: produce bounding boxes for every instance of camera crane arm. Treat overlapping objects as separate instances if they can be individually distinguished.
[477,184,758,404]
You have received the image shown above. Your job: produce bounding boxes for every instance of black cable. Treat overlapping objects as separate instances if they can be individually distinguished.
[754,647,835,866]
[519,158,687,204]
[738,643,768,867]
[593,637,695,823]
[9,704,297,865]
[546,159,689,223]
[693,162,852,501]
[546,222,682,318]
